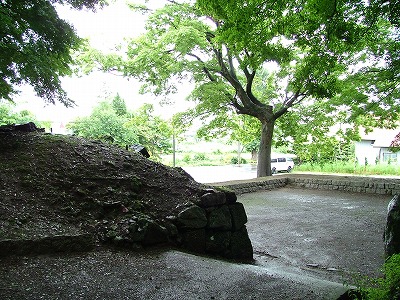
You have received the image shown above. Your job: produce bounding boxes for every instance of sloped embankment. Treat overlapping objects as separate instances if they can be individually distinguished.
[0,131,252,260]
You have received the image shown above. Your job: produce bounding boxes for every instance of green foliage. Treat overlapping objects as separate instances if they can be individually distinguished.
[230,157,247,165]
[111,93,127,116]
[0,0,105,105]
[0,102,40,126]
[193,153,207,161]
[351,254,400,300]
[243,139,259,153]
[67,96,173,157]
[182,154,191,163]
[68,101,132,145]
[296,161,400,176]
[125,103,173,157]
[80,0,398,177]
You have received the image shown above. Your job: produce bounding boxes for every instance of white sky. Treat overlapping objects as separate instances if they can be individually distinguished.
[12,0,192,123]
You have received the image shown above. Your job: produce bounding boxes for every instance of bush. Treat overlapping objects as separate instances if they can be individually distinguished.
[230,157,247,164]
[182,154,191,163]
[193,153,207,161]
[352,254,400,299]
[213,149,222,155]
[296,161,400,176]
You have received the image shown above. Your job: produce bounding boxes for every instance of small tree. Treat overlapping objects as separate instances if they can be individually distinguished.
[112,93,128,116]
[68,101,135,145]
[126,103,173,158]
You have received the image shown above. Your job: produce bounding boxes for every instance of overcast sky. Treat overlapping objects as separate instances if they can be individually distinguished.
[13,0,192,123]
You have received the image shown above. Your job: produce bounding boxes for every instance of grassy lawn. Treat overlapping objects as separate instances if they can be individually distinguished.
[295,161,400,176]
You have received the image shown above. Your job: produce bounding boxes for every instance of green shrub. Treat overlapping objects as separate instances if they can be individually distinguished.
[296,161,400,176]
[230,157,247,164]
[182,154,191,163]
[193,153,207,161]
[213,149,222,155]
[352,254,400,299]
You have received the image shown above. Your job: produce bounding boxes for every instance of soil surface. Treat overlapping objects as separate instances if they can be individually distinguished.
[0,131,393,299]
[0,131,206,242]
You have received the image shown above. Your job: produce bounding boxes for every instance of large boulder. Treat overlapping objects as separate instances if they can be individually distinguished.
[384,194,400,257]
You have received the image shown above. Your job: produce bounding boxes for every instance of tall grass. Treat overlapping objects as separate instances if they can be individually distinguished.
[296,161,400,176]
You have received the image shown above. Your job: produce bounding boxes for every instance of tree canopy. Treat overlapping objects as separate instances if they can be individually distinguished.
[0,0,105,105]
[0,102,37,125]
[81,0,398,176]
[68,96,173,158]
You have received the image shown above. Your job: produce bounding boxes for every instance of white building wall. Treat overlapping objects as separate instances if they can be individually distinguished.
[354,140,381,165]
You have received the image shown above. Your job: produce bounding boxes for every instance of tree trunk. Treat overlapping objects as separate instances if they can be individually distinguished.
[251,150,257,161]
[257,119,275,177]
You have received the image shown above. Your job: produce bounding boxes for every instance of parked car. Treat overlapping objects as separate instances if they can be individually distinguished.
[271,156,294,174]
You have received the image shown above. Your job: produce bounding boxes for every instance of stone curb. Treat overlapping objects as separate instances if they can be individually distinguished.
[0,234,95,257]
[212,174,400,195]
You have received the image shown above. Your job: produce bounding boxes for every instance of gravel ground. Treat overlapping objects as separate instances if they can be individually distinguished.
[0,187,391,300]
[241,187,391,284]
[0,248,347,300]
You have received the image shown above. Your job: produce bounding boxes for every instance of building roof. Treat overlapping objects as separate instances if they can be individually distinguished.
[360,128,400,148]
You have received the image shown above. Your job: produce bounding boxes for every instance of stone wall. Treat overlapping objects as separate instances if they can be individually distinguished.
[213,177,288,194]
[96,187,254,261]
[214,174,400,195]
[174,188,253,260]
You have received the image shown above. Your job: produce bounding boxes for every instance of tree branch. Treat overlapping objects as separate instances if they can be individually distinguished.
[227,48,239,82]
[275,89,308,119]
[186,52,216,82]
[205,32,268,119]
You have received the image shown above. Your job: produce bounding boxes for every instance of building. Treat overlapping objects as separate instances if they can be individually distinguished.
[354,128,400,165]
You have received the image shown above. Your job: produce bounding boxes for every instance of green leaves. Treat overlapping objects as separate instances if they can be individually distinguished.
[68,96,173,158]
[0,102,38,126]
[0,0,104,105]
[76,0,398,176]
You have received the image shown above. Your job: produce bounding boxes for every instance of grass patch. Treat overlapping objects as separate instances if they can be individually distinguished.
[296,161,400,176]
[349,254,400,299]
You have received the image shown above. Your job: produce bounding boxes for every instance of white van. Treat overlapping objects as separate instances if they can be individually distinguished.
[271,156,294,174]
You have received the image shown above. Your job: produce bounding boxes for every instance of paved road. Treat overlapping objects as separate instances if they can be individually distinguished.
[183,164,257,183]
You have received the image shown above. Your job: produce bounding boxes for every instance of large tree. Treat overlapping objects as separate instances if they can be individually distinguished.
[82,0,397,176]
[0,0,105,105]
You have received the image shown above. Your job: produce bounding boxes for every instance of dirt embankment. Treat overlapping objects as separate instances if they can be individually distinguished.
[0,131,253,260]
[0,132,197,237]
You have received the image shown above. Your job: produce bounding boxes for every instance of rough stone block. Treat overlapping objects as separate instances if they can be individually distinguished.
[206,230,231,254]
[224,190,237,204]
[199,191,226,207]
[181,229,206,253]
[177,206,207,229]
[208,205,232,230]
[143,220,168,246]
[228,226,253,260]
[384,195,400,257]
[229,203,248,231]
